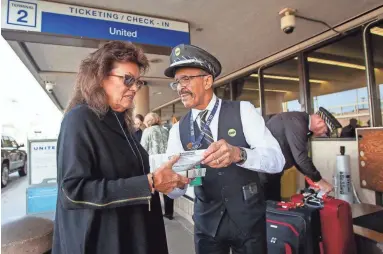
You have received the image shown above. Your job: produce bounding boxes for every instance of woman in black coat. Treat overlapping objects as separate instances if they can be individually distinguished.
[52,41,189,254]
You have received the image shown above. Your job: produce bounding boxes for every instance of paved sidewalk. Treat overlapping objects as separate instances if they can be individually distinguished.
[165,213,195,254]
[2,177,196,253]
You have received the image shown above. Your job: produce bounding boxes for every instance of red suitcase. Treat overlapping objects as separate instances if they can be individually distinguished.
[291,192,357,254]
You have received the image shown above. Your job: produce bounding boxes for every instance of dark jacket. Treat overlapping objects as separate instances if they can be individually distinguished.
[134,129,143,142]
[265,111,322,182]
[52,105,168,254]
[179,101,265,237]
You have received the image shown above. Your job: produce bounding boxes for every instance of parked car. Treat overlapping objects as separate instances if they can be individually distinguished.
[1,135,28,187]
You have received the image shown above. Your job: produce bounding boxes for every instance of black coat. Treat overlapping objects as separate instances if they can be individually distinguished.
[134,128,143,142]
[265,112,322,182]
[52,105,168,254]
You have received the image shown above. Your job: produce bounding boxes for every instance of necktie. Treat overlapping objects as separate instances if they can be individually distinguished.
[199,110,214,145]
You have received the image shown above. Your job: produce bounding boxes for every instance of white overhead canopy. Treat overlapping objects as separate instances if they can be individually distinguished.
[2,0,383,113]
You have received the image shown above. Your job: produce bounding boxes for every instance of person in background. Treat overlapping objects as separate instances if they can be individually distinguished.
[340,118,360,138]
[134,114,146,142]
[165,44,285,254]
[52,41,189,254]
[262,111,334,201]
[140,112,174,220]
[141,112,169,155]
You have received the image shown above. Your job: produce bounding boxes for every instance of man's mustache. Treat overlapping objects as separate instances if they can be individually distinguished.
[178,89,193,97]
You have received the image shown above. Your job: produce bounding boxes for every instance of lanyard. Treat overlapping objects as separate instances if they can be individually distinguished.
[189,99,220,150]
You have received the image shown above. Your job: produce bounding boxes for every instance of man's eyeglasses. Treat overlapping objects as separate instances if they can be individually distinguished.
[169,74,209,91]
[109,74,145,90]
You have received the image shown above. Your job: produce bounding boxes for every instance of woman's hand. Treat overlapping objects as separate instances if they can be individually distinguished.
[149,155,190,194]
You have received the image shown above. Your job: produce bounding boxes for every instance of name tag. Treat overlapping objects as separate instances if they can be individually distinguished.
[187,168,206,178]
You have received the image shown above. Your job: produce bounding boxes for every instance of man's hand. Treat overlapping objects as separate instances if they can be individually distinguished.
[202,139,241,168]
[315,179,334,193]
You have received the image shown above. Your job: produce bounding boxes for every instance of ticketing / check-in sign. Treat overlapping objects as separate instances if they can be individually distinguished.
[1,0,190,47]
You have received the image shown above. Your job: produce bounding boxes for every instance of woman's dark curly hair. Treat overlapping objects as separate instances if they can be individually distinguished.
[66,41,149,130]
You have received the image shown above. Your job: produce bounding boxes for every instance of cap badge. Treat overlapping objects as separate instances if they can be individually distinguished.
[175,47,181,56]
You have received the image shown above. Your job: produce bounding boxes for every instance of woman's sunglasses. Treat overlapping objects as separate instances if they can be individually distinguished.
[109,74,145,90]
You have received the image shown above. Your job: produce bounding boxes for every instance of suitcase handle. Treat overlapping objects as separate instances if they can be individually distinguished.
[304,177,332,199]
[304,196,324,209]
[41,178,57,184]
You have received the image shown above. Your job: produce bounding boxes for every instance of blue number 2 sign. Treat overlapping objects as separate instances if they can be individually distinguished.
[7,1,37,28]
[17,10,28,23]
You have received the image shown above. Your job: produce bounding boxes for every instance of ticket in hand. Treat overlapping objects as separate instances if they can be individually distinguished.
[149,150,205,173]
[171,150,205,172]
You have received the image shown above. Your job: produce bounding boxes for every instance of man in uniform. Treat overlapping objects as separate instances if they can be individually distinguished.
[262,110,336,201]
[165,44,285,254]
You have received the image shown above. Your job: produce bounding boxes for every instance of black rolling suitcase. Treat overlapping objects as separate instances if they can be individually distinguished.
[266,200,322,254]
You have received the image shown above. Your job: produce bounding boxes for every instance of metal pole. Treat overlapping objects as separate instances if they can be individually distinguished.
[297,53,311,113]
[297,52,313,189]
[258,68,266,117]
[363,20,382,128]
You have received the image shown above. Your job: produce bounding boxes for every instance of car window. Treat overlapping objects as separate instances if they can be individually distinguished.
[2,137,13,148]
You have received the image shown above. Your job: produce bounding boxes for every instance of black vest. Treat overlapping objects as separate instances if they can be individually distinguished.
[179,100,266,237]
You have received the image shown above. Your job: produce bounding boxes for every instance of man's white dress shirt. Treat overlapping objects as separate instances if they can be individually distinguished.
[167,94,285,199]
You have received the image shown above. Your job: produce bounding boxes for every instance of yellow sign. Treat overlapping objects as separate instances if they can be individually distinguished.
[228,129,236,137]
[175,47,181,56]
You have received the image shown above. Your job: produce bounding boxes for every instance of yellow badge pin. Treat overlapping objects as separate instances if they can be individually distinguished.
[228,129,236,137]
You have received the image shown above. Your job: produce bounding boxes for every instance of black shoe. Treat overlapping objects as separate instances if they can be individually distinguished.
[163,214,174,220]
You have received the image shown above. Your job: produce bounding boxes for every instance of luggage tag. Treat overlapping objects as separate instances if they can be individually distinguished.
[276,201,304,211]
[305,176,320,189]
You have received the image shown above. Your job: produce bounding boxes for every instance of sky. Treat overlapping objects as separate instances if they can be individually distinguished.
[287,85,383,113]
[0,36,63,143]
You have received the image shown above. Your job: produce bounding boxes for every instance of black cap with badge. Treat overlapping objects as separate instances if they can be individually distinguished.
[316,107,342,137]
[164,44,222,79]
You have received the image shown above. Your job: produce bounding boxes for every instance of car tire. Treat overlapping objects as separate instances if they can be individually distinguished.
[2,163,9,188]
[18,159,27,177]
